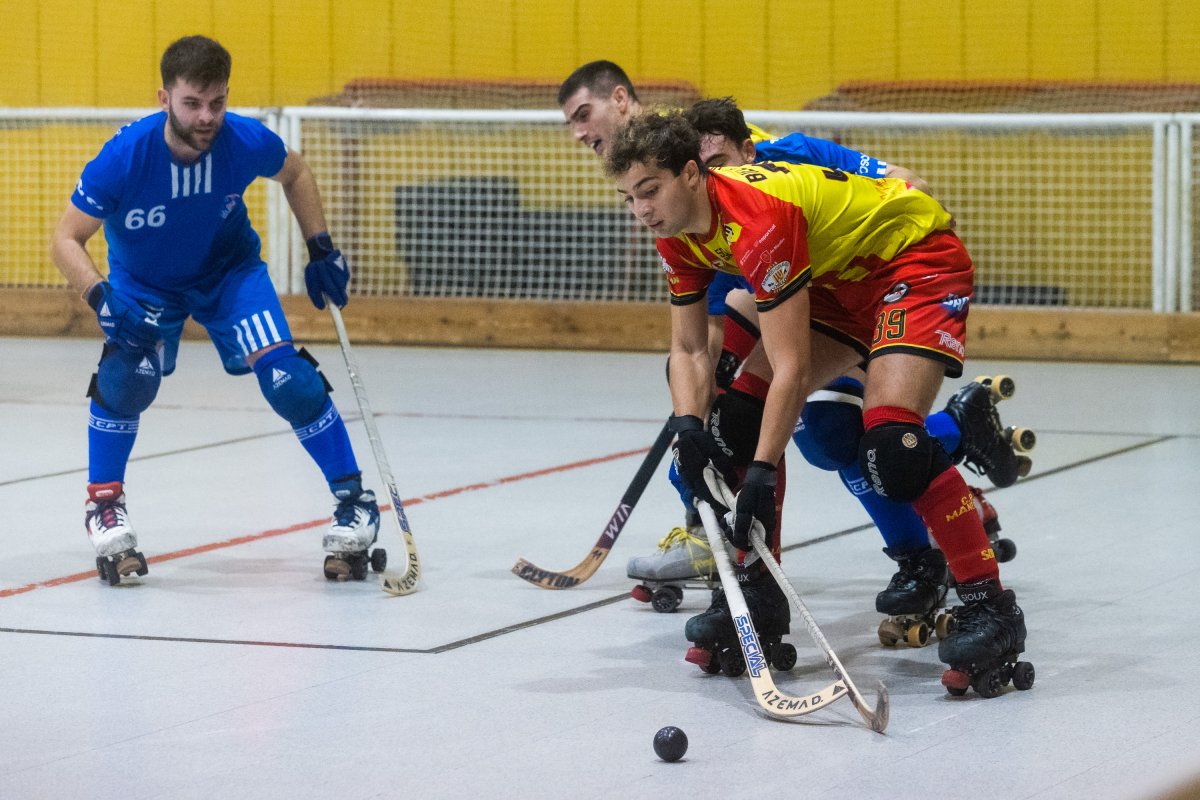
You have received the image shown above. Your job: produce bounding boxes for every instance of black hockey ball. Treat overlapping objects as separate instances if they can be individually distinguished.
[653,726,688,762]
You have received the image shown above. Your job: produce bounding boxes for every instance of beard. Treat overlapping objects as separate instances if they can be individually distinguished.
[167,106,221,154]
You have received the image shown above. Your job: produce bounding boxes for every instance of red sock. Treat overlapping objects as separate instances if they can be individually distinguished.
[729,370,770,402]
[912,467,1000,587]
[722,306,760,362]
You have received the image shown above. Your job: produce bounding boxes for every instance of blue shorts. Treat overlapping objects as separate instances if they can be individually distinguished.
[109,259,292,376]
[706,272,753,316]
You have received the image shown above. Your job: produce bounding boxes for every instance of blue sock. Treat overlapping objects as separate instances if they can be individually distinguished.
[925,410,961,458]
[839,462,930,553]
[88,400,139,483]
[293,397,360,484]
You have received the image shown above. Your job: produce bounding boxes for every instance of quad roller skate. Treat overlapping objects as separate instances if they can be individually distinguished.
[876,547,953,648]
[628,525,716,613]
[683,565,797,676]
[944,375,1036,488]
[939,580,1034,698]
[86,481,149,587]
[322,483,386,581]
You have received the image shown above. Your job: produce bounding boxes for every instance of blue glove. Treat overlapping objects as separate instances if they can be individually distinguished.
[86,281,161,351]
[670,414,737,513]
[729,461,777,552]
[304,232,349,310]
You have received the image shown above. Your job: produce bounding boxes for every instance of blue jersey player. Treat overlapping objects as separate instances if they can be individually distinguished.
[50,35,381,584]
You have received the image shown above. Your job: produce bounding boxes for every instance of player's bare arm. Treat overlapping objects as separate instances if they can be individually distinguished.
[754,288,815,465]
[668,300,716,418]
[885,164,930,195]
[272,149,330,240]
[50,204,105,297]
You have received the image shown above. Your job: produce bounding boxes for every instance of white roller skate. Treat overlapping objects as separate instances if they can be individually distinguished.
[628,524,716,613]
[322,479,386,581]
[85,481,148,586]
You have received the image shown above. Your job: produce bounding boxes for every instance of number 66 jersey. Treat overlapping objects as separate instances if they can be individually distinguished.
[70,111,287,292]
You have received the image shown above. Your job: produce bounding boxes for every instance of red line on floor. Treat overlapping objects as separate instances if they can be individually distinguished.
[0,445,651,599]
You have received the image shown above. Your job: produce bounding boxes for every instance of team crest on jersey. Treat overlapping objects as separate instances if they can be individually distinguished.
[761,261,791,293]
[721,221,742,243]
[940,293,970,318]
[883,282,910,303]
[220,194,241,219]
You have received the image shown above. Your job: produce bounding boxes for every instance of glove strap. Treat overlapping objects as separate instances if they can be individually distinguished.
[745,460,777,486]
[85,281,108,310]
[305,232,335,261]
[668,414,704,434]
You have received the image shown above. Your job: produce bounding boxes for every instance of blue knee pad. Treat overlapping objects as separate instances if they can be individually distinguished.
[793,377,864,471]
[253,345,331,426]
[88,343,162,416]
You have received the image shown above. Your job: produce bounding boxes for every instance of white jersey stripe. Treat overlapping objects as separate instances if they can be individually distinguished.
[240,318,258,352]
[182,164,191,197]
[251,313,270,349]
[262,309,281,342]
[234,322,248,356]
[193,163,202,196]
[204,153,212,193]
[170,164,179,199]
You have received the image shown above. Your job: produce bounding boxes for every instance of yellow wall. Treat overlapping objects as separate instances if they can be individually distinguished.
[3,0,1199,109]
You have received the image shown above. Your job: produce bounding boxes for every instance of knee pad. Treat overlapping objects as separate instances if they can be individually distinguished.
[793,378,864,471]
[253,345,331,426]
[708,388,764,469]
[858,422,951,504]
[88,343,161,416]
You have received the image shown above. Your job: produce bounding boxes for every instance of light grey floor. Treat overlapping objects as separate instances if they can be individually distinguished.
[1,335,1198,800]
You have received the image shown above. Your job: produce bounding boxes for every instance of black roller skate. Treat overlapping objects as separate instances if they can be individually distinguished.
[86,481,149,587]
[323,480,387,581]
[939,580,1035,698]
[876,547,953,648]
[683,563,797,676]
[944,375,1036,488]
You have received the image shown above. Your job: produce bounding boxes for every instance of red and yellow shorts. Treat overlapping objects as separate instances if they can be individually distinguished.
[807,231,973,378]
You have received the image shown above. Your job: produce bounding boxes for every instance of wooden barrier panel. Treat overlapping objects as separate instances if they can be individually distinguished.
[3,288,1199,363]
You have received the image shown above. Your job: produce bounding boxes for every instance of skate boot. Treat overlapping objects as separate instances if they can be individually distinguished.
[628,523,716,613]
[322,476,386,581]
[876,547,953,647]
[972,486,1016,563]
[683,562,796,676]
[943,375,1036,488]
[85,481,148,586]
[939,580,1035,698]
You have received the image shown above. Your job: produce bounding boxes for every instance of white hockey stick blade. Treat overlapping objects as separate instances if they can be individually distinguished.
[695,501,850,721]
[747,523,889,733]
[327,303,422,596]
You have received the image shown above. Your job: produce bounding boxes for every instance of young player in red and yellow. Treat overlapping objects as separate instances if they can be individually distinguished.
[605,110,1030,694]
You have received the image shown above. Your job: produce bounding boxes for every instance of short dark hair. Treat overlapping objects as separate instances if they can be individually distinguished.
[160,35,232,90]
[685,97,751,143]
[603,109,701,179]
[557,60,640,106]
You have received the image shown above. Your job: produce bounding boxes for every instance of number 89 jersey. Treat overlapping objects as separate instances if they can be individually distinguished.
[71,111,287,292]
[658,161,953,311]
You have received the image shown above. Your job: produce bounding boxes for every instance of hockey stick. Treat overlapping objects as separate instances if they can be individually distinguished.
[511,420,674,589]
[695,500,852,721]
[706,475,889,733]
[327,303,421,596]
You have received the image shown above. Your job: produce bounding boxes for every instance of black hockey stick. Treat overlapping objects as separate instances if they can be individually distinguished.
[511,420,674,589]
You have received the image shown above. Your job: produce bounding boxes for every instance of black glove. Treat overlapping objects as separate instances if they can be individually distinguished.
[729,461,777,552]
[670,414,737,512]
[304,232,349,310]
[86,281,161,351]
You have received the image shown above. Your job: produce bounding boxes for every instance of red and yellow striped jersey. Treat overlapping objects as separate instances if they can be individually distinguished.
[657,161,953,310]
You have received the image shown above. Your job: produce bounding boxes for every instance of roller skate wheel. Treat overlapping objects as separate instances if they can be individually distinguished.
[977,374,1015,400]
[770,642,797,672]
[935,611,954,641]
[650,585,683,614]
[995,538,1017,563]
[1016,455,1033,479]
[1008,426,1036,453]
[133,552,149,577]
[972,668,1005,698]
[1012,661,1035,691]
[877,619,902,647]
[97,557,120,586]
[941,668,970,696]
[370,548,388,573]
[323,554,348,581]
[905,621,931,648]
[718,647,746,678]
[350,556,369,581]
[630,584,652,603]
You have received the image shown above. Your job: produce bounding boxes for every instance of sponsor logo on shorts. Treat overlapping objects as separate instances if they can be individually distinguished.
[883,282,909,303]
[761,261,791,293]
[936,329,965,357]
[941,293,970,318]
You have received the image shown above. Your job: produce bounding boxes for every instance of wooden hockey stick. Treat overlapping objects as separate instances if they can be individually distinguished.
[328,303,421,596]
[695,500,852,720]
[511,420,674,589]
